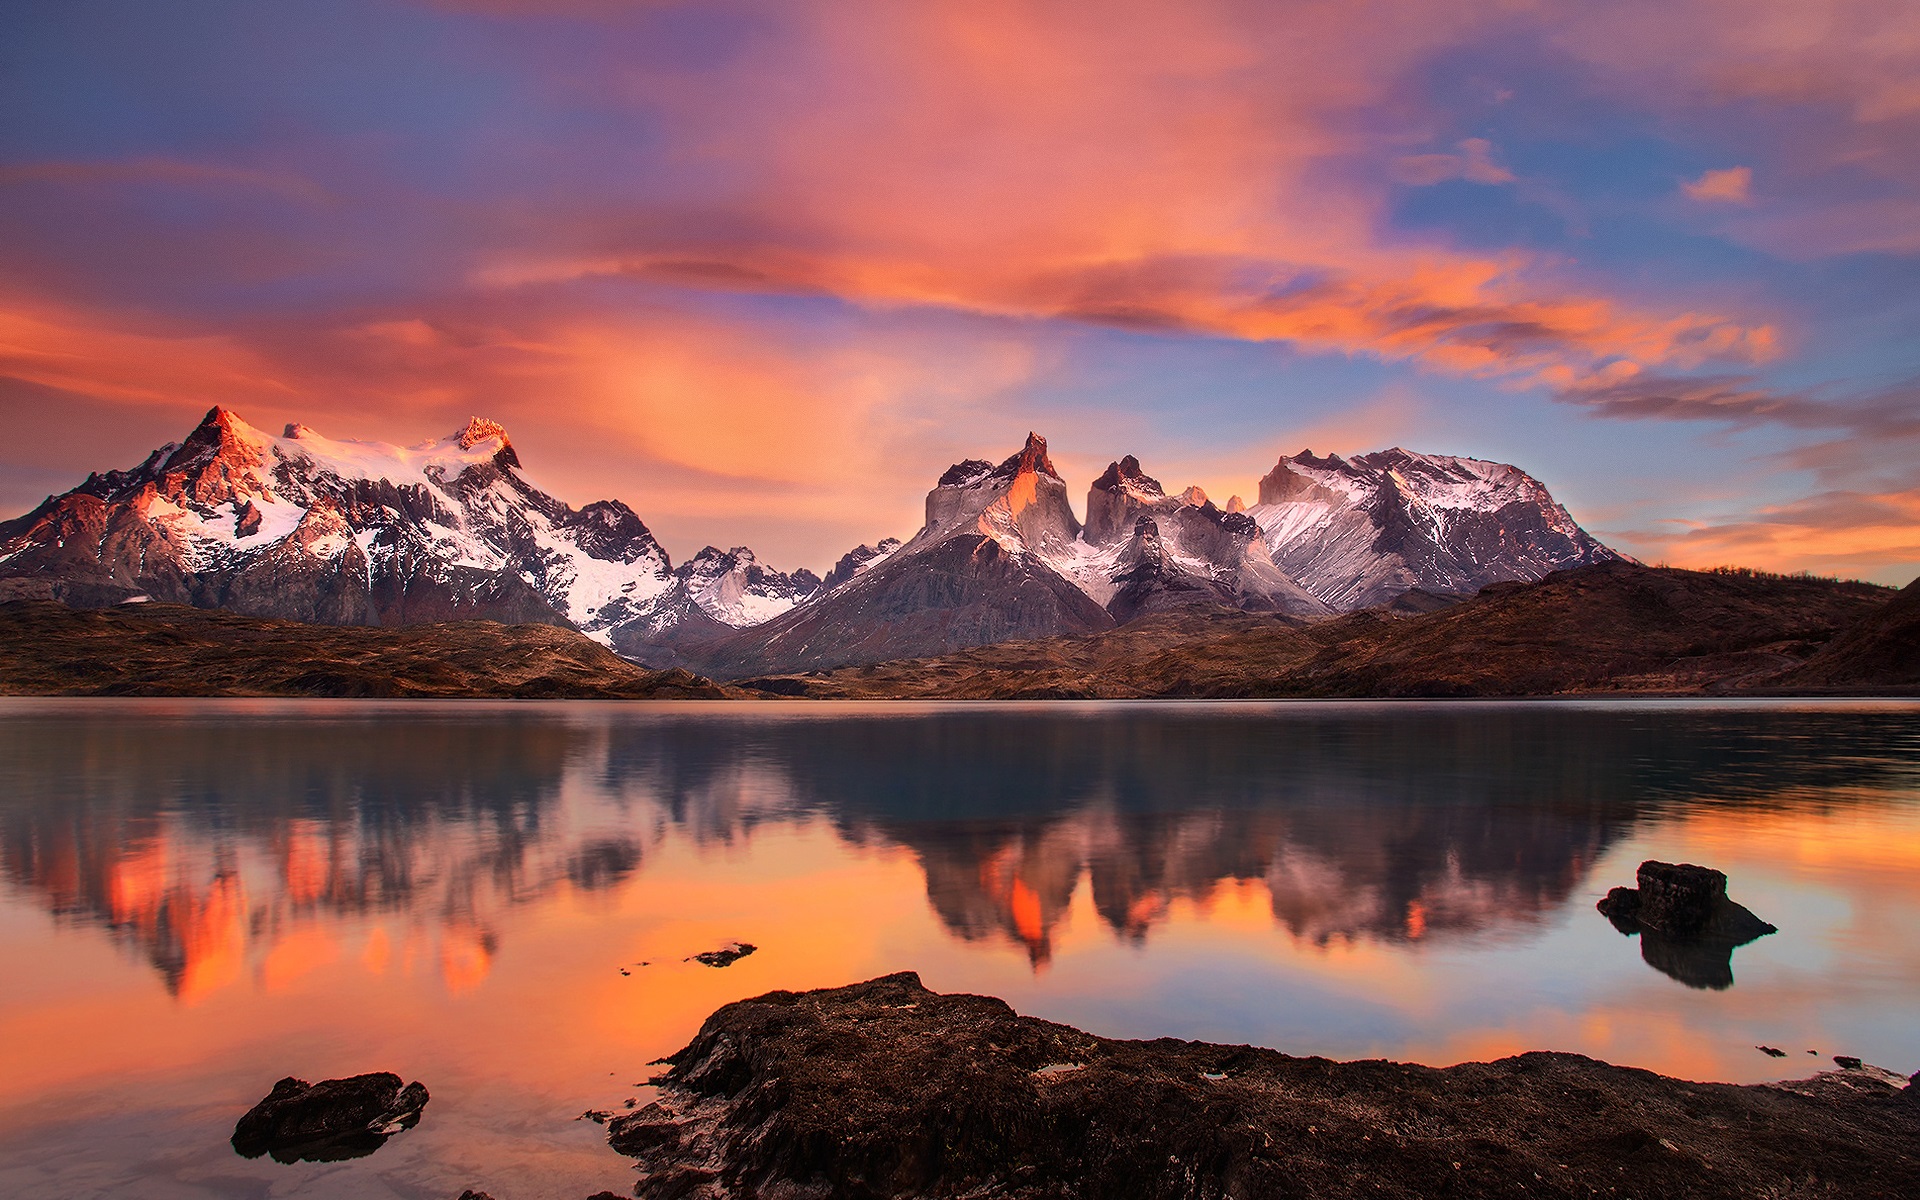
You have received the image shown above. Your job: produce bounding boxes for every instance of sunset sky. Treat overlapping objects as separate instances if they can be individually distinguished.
[3,0,1917,582]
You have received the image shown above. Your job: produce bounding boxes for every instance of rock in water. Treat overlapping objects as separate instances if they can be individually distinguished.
[608,973,1920,1199]
[1596,860,1778,938]
[688,941,756,967]
[1596,860,1777,989]
[1638,861,1723,933]
[231,1072,429,1163]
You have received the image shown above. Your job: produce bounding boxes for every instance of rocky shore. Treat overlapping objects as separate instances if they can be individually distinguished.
[609,972,1920,1199]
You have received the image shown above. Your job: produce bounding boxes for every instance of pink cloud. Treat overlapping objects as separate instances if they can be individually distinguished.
[1682,166,1752,204]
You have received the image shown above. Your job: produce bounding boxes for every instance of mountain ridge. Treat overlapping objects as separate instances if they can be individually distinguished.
[4,408,1628,676]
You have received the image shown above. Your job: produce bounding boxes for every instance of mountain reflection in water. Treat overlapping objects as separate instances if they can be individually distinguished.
[2,700,1918,1200]
[3,702,1915,994]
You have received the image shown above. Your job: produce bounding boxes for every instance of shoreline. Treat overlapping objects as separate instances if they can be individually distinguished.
[609,972,1920,1200]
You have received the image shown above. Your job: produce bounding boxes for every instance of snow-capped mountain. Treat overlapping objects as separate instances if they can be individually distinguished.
[0,408,814,653]
[2,411,1620,678]
[609,545,823,667]
[704,434,1116,677]
[1247,448,1619,610]
[1073,456,1329,621]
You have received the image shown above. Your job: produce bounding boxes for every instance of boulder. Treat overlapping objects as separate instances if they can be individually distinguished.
[1596,860,1777,989]
[231,1072,429,1163]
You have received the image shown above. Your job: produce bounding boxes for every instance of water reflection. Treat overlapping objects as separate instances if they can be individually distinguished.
[1,700,1917,1200]
[2,702,1915,995]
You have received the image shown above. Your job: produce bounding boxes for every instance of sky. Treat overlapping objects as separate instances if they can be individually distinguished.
[2,0,1917,583]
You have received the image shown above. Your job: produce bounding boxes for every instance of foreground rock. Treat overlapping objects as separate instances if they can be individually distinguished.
[1598,860,1778,989]
[610,972,1920,1199]
[231,1072,429,1163]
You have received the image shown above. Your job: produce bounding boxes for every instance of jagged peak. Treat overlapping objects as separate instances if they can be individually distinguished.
[170,407,269,469]
[1092,454,1165,496]
[283,422,316,439]
[936,459,994,488]
[688,545,757,564]
[1225,495,1246,513]
[187,406,265,442]
[1179,485,1209,507]
[456,416,511,449]
[989,432,1060,482]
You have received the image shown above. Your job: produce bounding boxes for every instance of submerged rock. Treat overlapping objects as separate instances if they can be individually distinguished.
[231,1072,429,1163]
[1597,860,1777,988]
[687,942,756,968]
[609,972,1920,1199]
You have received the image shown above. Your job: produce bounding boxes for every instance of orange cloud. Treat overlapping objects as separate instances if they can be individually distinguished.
[0,303,295,407]
[1618,487,1920,581]
[473,0,1775,387]
[1683,166,1753,204]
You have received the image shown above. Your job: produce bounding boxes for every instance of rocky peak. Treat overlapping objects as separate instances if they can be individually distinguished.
[1178,485,1209,507]
[822,537,904,591]
[936,459,994,488]
[456,417,511,450]
[925,433,1077,546]
[1225,495,1246,513]
[1084,454,1178,545]
[988,432,1061,483]
[1257,452,1345,506]
[1091,455,1165,497]
[172,406,265,462]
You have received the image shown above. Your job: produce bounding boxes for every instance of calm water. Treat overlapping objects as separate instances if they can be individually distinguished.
[2,699,1918,1199]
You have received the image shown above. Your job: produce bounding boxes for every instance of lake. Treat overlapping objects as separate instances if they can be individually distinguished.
[1,698,1917,1199]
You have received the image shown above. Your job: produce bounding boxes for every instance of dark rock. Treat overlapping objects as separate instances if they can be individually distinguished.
[231,1072,428,1163]
[1595,860,1777,989]
[1633,861,1726,934]
[609,972,1920,1200]
[1597,884,1641,922]
[687,942,756,968]
[1758,1046,1787,1057]
[1836,1056,1864,1070]
[456,1192,496,1200]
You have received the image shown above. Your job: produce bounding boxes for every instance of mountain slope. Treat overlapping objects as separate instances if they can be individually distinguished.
[1248,448,1619,609]
[1773,575,1920,688]
[736,562,1896,698]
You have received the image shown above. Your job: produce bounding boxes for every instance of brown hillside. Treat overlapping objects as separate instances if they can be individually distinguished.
[0,600,727,698]
[742,562,1897,698]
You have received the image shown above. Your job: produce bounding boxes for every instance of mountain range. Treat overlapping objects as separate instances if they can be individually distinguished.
[0,407,1619,677]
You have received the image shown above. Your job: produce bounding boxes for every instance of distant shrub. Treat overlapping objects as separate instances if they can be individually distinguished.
[1701,564,1858,585]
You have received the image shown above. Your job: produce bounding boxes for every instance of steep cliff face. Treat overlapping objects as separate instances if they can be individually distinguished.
[1071,456,1329,620]
[703,434,1112,676]
[1247,448,1619,610]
